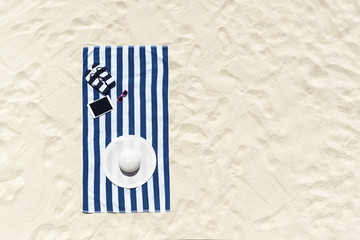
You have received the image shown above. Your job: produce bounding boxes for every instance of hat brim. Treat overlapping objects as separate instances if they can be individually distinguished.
[102,135,156,189]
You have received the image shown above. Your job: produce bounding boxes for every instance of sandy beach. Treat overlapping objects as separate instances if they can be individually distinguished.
[1,0,360,239]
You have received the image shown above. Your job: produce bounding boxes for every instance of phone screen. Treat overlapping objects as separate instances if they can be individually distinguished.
[88,96,113,118]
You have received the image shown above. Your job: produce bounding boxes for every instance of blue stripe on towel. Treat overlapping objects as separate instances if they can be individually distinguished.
[82,47,89,212]
[140,46,149,211]
[151,46,160,211]
[93,46,101,212]
[128,46,137,212]
[116,46,126,212]
[105,46,113,212]
[162,46,171,210]
[129,46,135,135]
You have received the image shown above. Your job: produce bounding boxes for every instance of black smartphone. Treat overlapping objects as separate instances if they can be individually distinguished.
[87,96,114,118]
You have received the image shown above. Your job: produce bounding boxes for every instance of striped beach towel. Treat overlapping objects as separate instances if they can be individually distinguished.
[82,46,170,213]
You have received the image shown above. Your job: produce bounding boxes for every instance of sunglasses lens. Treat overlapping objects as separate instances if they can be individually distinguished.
[123,90,128,96]
[118,96,123,102]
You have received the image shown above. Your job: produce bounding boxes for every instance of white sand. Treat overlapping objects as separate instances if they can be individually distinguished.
[1,0,360,239]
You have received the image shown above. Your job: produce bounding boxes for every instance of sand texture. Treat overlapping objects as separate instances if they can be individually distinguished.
[1,0,360,239]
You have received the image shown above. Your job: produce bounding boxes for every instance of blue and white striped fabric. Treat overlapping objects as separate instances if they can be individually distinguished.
[82,46,170,213]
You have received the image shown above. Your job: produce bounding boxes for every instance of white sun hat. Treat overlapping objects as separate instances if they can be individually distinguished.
[102,135,156,189]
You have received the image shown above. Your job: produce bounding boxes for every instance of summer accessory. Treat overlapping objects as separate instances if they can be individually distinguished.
[87,96,114,119]
[84,68,110,95]
[93,63,116,88]
[82,46,170,213]
[117,89,128,102]
[84,63,116,95]
[102,135,156,189]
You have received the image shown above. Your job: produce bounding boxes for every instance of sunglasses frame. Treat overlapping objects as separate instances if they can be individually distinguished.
[117,90,128,102]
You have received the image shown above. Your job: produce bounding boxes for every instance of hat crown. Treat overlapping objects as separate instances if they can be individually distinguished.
[118,149,141,173]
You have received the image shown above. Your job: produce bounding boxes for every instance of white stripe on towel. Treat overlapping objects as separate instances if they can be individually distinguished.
[122,46,131,213]
[145,46,155,212]
[156,46,165,212]
[134,46,144,212]
[87,46,95,213]
[99,46,107,212]
[110,46,119,212]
